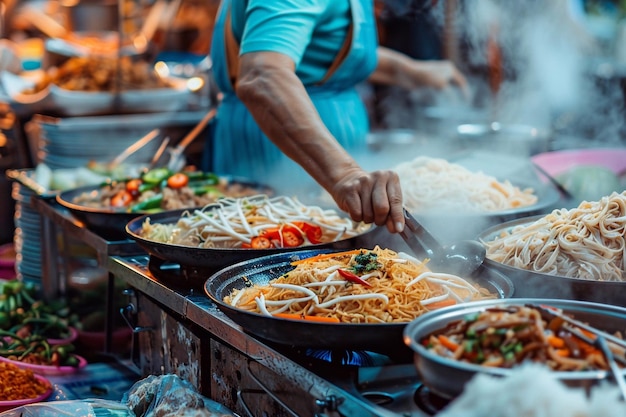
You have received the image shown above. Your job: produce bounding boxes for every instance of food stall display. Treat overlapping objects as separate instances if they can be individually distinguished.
[2,1,626,416]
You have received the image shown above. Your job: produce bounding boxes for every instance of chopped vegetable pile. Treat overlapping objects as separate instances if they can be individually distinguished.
[422,304,625,371]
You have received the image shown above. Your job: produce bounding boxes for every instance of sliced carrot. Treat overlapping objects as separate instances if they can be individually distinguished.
[546,335,565,349]
[555,348,571,357]
[126,178,142,193]
[273,313,340,323]
[425,299,457,310]
[438,334,460,352]
[290,249,363,265]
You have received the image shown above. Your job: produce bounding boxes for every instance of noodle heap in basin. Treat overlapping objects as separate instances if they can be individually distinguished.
[140,194,369,248]
[484,191,626,281]
[394,156,538,212]
[224,246,497,323]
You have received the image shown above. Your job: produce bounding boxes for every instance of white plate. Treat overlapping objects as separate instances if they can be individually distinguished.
[1,70,191,116]
[49,78,190,116]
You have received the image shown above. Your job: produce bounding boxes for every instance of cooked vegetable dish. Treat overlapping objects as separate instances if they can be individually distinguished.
[140,194,369,249]
[422,304,625,371]
[71,168,268,213]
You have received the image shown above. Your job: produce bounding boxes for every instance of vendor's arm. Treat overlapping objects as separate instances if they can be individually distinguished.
[236,51,404,233]
[369,46,467,91]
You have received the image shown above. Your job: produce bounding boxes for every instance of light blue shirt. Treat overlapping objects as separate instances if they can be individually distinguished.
[209,0,377,180]
[230,0,351,85]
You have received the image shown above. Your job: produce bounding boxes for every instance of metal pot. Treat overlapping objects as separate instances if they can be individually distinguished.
[404,298,626,399]
[477,215,626,307]
[457,122,551,157]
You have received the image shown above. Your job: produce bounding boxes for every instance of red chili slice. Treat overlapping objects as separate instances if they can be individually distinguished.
[337,269,372,287]
[247,236,273,249]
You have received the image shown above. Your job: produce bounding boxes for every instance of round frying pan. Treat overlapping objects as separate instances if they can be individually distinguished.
[204,249,514,355]
[56,176,273,241]
[125,208,376,273]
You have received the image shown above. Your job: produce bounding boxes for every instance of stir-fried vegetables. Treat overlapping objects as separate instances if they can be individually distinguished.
[71,168,266,213]
[422,304,626,371]
[141,195,370,249]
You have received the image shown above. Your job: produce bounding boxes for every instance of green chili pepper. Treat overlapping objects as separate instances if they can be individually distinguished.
[129,194,164,212]
[63,354,80,367]
[138,182,159,193]
[191,185,222,197]
[142,168,172,184]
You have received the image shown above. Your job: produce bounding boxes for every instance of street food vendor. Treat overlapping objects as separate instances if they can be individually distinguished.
[210,0,466,233]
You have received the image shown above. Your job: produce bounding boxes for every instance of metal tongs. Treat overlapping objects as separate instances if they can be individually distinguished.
[532,303,626,399]
[399,208,486,276]
[161,108,217,171]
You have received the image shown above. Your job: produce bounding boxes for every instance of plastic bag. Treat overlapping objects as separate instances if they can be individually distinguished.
[122,374,236,417]
[0,399,133,417]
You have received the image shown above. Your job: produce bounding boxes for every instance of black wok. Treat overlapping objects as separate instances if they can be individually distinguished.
[56,184,142,241]
[126,208,376,289]
[203,249,514,356]
[56,176,272,241]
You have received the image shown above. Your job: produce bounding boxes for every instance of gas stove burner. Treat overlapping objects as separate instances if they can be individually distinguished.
[414,384,450,415]
[304,348,391,367]
[147,256,216,292]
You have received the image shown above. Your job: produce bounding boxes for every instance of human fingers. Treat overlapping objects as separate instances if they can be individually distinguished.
[343,174,376,224]
[386,174,404,233]
[332,170,399,228]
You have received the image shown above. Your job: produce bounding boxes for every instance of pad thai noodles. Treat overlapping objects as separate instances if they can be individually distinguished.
[224,246,497,323]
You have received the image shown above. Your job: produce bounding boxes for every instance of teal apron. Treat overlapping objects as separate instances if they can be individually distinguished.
[209,0,378,181]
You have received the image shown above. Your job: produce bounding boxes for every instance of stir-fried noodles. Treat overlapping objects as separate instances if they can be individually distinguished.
[140,194,370,248]
[394,156,538,213]
[224,246,497,323]
[423,304,625,372]
[483,191,626,281]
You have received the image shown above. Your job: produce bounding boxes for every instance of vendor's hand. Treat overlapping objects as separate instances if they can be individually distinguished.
[406,59,468,93]
[331,168,404,233]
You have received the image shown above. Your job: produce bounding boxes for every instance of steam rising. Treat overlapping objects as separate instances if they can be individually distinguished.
[256,0,626,245]
[380,0,625,144]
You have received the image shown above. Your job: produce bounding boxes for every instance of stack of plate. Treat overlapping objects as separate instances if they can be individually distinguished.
[26,114,166,169]
[11,182,42,285]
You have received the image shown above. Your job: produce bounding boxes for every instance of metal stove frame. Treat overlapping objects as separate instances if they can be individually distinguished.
[109,254,434,417]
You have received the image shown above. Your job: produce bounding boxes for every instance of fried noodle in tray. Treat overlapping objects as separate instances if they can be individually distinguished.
[139,194,371,249]
[224,246,498,324]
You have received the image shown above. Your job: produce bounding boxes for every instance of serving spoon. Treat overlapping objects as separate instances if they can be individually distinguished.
[399,208,486,276]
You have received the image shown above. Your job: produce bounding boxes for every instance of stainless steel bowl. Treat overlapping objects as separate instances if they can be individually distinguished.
[477,215,626,307]
[403,298,626,399]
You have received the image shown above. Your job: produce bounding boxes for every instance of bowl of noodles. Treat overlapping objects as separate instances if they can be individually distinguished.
[403,298,626,399]
[477,191,626,306]
[393,156,560,244]
[204,246,513,357]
